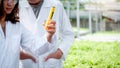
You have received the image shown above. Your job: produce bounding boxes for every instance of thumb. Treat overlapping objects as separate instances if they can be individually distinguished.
[44,53,54,62]
[44,56,49,62]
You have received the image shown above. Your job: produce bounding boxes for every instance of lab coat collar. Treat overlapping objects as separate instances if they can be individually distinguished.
[0,21,11,38]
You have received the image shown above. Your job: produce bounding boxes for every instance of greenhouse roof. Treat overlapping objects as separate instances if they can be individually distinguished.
[81,0,120,21]
[79,0,116,3]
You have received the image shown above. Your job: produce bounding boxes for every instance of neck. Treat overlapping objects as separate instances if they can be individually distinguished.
[29,0,41,5]
[0,15,6,27]
[0,14,6,37]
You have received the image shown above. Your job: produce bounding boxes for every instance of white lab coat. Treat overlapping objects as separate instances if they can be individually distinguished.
[0,21,50,68]
[19,0,74,68]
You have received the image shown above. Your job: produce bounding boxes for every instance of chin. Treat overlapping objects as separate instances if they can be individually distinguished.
[6,11,12,14]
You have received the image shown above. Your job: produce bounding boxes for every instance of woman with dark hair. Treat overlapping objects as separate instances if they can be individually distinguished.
[0,0,18,23]
[0,0,56,68]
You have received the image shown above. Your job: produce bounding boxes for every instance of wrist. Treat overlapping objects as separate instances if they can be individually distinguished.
[56,49,63,58]
[46,33,53,43]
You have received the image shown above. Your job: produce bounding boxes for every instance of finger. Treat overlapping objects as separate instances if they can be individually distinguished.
[44,57,49,62]
[47,23,56,28]
[43,23,45,26]
[44,20,52,29]
[44,53,55,61]
[47,28,56,31]
[43,20,47,26]
[27,54,37,63]
[43,20,51,26]
[50,20,56,25]
[31,57,37,63]
[46,19,52,24]
[47,25,56,29]
[47,28,56,30]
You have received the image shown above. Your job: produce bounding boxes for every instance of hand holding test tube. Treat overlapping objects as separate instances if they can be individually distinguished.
[45,6,56,30]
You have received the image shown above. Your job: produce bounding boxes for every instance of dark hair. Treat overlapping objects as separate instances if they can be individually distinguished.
[0,0,19,24]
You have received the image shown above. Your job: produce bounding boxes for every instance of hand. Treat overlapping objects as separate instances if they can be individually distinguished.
[43,20,56,42]
[44,48,63,61]
[20,51,37,63]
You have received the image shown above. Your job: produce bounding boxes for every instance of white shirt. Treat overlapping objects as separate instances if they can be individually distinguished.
[0,21,49,68]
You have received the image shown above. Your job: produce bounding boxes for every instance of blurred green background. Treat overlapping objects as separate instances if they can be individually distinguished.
[60,0,120,68]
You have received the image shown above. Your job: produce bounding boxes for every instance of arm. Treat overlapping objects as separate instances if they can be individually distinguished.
[44,2,74,61]
[45,20,56,43]
[58,3,74,60]
[20,50,36,63]
[20,21,56,55]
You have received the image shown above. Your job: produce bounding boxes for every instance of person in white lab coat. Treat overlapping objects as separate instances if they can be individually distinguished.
[0,0,55,68]
[19,0,74,68]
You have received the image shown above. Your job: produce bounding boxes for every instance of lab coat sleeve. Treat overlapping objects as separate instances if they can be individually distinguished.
[20,24,50,55]
[35,34,56,55]
[57,3,74,60]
